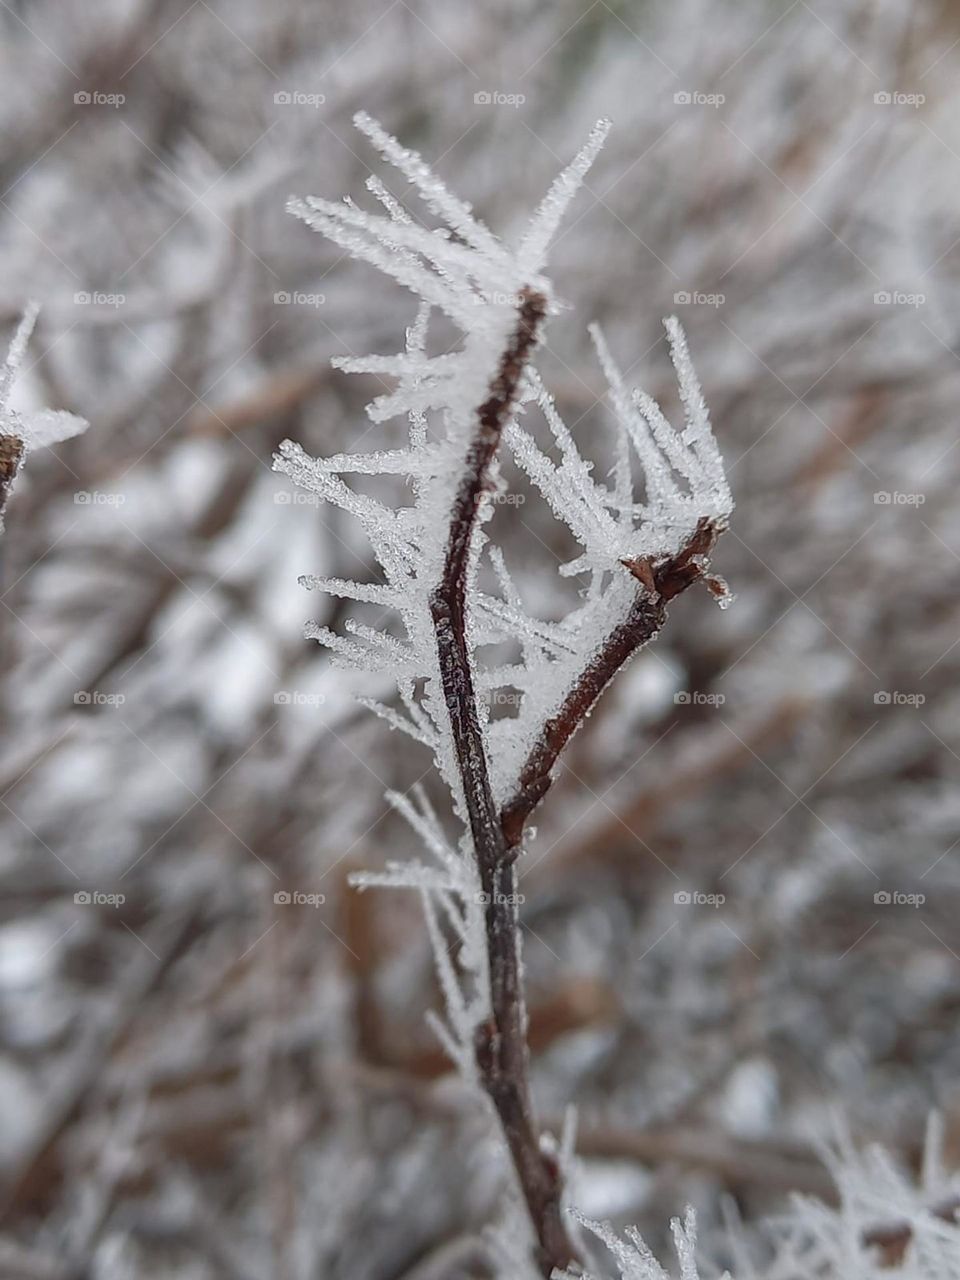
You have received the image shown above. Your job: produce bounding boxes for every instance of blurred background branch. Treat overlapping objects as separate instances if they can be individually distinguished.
[0,0,959,1274]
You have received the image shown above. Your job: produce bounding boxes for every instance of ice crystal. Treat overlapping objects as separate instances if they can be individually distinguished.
[556,1119,960,1280]
[274,114,732,1070]
[1,304,88,453]
[556,1205,705,1280]
[0,303,88,526]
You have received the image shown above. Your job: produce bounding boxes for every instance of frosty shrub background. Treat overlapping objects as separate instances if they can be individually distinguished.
[0,1,959,1277]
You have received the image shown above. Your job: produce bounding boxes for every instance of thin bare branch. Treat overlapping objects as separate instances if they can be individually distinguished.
[429,287,575,1275]
[502,518,723,848]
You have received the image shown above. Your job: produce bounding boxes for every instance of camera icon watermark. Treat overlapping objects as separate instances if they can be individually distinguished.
[73,690,125,707]
[874,889,925,907]
[74,890,125,907]
[476,891,525,906]
[274,890,326,907]
[873,690,925,707]
[673,290,724,308]
[489,689,522,707]
[873,490,925,506]
[74,490,126,506]
[674,690,725,706]
[873,91,925,108]
[473,90,525,108]
[74,91,125,108]
[274,90,325,108]
[274,490,321,505]
[475,488,525,506]
[273,690,326,706]
[74,291,125,309]
[873,290,925,308]
[674,90,725,108]
[274,291,325,307]
[674,889,725,908]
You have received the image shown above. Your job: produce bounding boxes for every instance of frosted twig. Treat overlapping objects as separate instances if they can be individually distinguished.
[275,114,732,1278]
[426,286,575,1271]
[0,304,87,527]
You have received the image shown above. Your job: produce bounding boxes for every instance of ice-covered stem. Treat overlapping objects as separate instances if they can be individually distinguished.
[0,306,36,524]
[861,1191,960,1259]
[273,114,733,1276]
[429,287,546,874]
[0,304,88,529]
[501,518,722,847]
[429,286,574,1274]
[0,436,25,525]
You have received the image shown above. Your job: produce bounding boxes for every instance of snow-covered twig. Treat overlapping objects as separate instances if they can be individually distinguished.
[552,1119,960,1280]
[0,304,87,529]
[275,112,732,1276]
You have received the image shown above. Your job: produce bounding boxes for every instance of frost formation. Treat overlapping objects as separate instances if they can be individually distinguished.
[0,303,88,527]
[552,1120,960,1280]
[274,113,732,1076]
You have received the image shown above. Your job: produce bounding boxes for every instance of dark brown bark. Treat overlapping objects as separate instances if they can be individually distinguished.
[429,295,725,1275]
[861,1193,960,1264]
[501,516,722,847]
[0,434,24,525]
[429,288,575,1275]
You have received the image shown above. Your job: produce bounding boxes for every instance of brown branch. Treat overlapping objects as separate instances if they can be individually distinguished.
[429,299,728,1274]
[501,517,723,848]
[429,287,576,1276]
[567,1121,834,1200]
[186,363,331,437]
[0,434,24,526]
[401,977,618,1079]
[861,1194,960,1264]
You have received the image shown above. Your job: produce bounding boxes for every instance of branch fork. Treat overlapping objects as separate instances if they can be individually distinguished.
[431,293,727,1275]
[276,115,732,1278]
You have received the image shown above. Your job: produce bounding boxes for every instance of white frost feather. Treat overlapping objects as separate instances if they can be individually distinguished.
[275,114,732,1067]
[0,304,89,528]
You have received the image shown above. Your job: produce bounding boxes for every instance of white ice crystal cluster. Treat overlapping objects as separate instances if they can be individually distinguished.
[0,303,88,526]
[274,114,732,1073]
[556,1206,703,1280]
[551,1120,960,1280]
